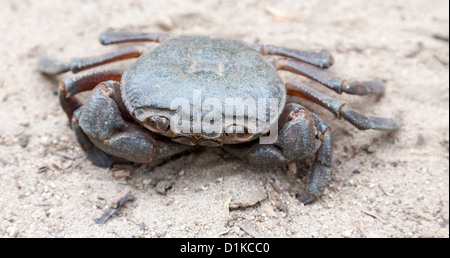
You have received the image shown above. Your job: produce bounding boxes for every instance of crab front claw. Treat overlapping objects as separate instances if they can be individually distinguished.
[70,80,192,166]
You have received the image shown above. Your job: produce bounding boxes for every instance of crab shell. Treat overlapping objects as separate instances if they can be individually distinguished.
[120,35,286,146]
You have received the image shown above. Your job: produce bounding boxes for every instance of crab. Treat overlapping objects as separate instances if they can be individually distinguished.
[38,29,399,204]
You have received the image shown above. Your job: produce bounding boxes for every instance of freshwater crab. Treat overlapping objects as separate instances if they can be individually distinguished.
[38,29,399,204]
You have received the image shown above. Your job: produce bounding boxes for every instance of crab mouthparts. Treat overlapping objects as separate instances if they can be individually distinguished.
[144,115,260,146]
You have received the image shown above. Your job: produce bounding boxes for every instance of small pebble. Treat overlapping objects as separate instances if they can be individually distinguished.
[155,180,173,195]
[18,135,30,148]
[352,169,361,174]
[262,203,278,218]
[341,229,353,238]
[155,14,173,31]
[142,179,152,186]
[8,227,18,238]
[362,144,377,154]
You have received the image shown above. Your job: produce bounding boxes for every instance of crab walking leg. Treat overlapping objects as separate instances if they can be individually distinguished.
[58,70,124,120]
[256,44,334,69]
[74,81,191,166]
[286,81,399,131]
[299,113,332,204]
[37,46,143,75]
[100,28,170,45]
[272,57,385,96]
[222,103,332,204]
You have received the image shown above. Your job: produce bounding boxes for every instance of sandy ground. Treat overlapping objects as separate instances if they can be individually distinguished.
[0,0,448,238]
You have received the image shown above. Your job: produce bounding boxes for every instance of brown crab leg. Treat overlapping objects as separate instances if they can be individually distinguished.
[256,44,334,69]
[37,46,143,75]
[58,70,124,120]
[100,28,170,45]
[272,57,385,96]
[286,81,399,131]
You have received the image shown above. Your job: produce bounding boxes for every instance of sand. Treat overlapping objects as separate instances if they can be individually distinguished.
[0,0,448,238]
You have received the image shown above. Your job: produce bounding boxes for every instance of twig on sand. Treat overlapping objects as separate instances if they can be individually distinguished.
[237,220,261,238]
[95,186,133,225]
[360,209,386,224]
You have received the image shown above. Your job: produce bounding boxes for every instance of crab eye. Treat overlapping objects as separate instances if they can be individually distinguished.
[148,116,170,131]
[225,125,254,141]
